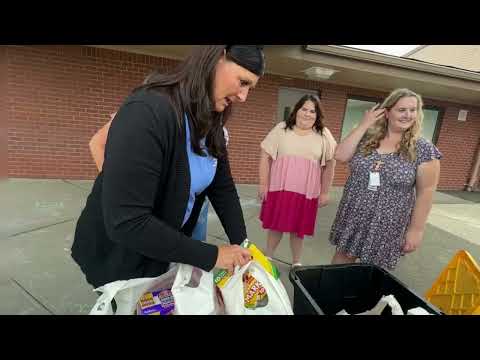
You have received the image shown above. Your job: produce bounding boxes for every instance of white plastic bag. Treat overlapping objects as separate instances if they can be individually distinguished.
[171,264,224,315]
[218,261,293,315]
[90,264,222,315]
[407,307,434,315]
[336,295,435,316]
[336,294,404,315]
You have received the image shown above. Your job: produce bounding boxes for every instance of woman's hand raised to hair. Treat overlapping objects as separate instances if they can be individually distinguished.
[360,104,386,128]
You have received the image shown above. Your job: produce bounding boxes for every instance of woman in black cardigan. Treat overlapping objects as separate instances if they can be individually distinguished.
[71,45,266,288]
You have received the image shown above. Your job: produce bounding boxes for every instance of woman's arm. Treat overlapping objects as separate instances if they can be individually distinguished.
[335,105,385,163]
[102,100,222,271]
[319,159,336,207]
[403,159,440,253]
[206,155,247,246]
[258,149,272,201]
[89,119,112,172]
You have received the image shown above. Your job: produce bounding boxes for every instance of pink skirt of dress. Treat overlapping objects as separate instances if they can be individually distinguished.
[260,190,319,239]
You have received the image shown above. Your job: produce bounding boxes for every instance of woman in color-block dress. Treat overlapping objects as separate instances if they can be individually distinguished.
[258,95,337,267]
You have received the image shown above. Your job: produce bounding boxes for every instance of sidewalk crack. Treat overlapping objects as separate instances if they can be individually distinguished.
[10,278,55,315]
[8,219,75,238]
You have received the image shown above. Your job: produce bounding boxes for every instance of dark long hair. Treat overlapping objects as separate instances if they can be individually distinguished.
[135,45,265,158]
[284,94,325,134]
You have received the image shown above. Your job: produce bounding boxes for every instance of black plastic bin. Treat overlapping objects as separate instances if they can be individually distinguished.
[289,263,441,315]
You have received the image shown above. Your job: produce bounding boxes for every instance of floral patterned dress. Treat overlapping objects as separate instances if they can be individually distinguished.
[329,137,442,269]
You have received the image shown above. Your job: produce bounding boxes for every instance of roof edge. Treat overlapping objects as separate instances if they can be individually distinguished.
[402,45,428,57]
[305,45,480,82]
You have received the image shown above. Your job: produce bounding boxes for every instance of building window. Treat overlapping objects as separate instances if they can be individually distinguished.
[340,96,443,144]
[341,98,376,140]
[422,107,443,144]
[277,87,320,123]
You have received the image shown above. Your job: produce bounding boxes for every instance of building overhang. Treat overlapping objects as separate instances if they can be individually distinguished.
[92,45,480,106]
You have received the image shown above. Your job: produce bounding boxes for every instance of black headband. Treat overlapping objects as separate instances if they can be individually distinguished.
[226,45,265,76]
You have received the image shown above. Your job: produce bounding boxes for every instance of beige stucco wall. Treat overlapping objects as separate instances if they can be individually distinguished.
[408,45,480,71]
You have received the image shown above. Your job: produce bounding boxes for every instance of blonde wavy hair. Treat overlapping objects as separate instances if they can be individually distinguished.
[360,88,424,162]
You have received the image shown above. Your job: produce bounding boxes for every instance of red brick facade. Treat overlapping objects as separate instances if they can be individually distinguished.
[1,45,7,178]
[5,45,480,190]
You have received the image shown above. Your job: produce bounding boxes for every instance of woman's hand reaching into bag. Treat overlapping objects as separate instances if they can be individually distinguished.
[215,245,252,273]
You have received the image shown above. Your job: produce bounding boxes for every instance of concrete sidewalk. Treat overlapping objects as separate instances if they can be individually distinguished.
[1,178,479,315]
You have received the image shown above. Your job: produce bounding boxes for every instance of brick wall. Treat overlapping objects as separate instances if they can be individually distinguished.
[5,45,480,190]
[1,46,6,178]
[6,45,177,179]
[434,105,480,189]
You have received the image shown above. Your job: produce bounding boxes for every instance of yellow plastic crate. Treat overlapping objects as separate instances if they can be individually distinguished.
[425,250,480,315]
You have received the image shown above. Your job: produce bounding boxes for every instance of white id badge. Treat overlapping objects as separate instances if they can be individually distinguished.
[369,172,380,187]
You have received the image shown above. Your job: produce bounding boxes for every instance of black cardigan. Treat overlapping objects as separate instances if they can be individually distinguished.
[71,89,247,288]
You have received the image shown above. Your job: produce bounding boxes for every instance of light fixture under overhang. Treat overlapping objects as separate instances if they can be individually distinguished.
[303,66,338,80]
